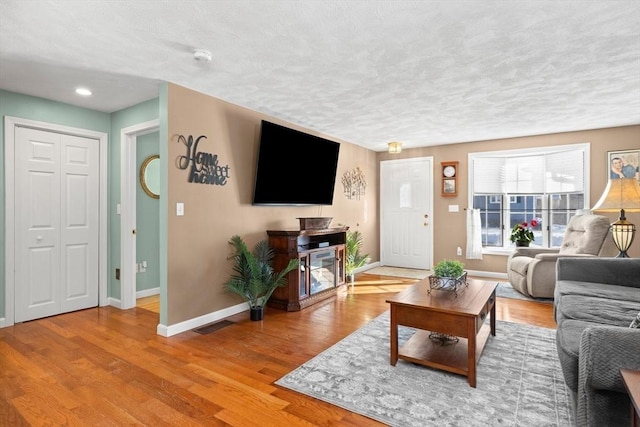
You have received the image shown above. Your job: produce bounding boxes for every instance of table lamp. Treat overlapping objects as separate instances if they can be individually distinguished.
[592,178,640,257]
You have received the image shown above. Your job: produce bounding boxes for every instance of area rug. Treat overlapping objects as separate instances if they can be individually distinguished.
[276,312,573,427]
[496,282,554,304]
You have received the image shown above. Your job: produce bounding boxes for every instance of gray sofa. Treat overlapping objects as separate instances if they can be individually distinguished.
[554,257,640,427]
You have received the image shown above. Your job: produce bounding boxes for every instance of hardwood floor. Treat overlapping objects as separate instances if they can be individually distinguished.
[0,273,555,426]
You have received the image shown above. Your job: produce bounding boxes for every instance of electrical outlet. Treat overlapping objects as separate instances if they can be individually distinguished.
[456,246,462,256]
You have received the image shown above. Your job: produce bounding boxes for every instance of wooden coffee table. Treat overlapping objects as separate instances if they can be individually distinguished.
[386,278,497,387]
[621,368,640,427]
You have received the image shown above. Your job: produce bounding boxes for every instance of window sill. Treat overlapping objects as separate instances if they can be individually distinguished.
[482,245,552,256]
[482,248,513,256]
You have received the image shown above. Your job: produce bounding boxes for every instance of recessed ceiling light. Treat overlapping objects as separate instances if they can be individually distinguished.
[75,87,92,96]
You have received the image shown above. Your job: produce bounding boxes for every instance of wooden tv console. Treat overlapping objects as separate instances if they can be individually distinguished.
[267,227,347,311]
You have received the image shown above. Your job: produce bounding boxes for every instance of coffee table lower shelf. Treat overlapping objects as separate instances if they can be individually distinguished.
[398,323,492,378]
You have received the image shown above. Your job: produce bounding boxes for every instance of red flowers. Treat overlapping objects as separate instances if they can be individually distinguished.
[510,219,540,244]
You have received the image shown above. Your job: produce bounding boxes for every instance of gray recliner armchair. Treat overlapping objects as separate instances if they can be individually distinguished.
[507,214,615,298]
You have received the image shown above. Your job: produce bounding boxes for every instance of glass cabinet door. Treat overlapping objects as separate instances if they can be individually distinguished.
[336,245,345,285]
[299,255,308,298]
[309,249,336,295]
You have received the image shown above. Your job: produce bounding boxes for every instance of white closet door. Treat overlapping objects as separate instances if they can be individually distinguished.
[15,127,99,322]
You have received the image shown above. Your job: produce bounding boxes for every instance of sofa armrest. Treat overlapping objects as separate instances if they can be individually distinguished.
[577,326,640,426]
[579,326,640,392]
[536,252,598,262]
[507,248,559,266]
[556,257,640,288]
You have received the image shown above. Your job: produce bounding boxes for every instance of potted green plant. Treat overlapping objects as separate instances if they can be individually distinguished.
[345,230,370,284]
[429,259,466,295]
[224,235,298,321]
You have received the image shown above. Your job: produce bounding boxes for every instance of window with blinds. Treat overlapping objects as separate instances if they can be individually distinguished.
[469,143,589,249]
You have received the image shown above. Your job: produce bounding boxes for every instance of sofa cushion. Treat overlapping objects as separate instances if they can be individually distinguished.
[555,280,640,304]
[557,294,640,326]
[557,215,610,255]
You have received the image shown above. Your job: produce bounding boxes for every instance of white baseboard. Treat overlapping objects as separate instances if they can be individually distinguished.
[108,297,122,309]
[466,269,508,280]
[0,317,5,328]
[107,288,158,309]
[359,261,380,273]
[156,302,249,337]
[136,287,159,298]
[360,263,507,281]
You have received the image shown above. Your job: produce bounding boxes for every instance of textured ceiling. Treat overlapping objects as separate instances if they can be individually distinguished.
[1,0,639,151]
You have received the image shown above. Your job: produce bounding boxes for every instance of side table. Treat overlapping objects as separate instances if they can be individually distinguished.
[621,368,640,427]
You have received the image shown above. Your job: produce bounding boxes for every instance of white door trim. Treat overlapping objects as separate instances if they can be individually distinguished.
[3,116,108,327]
[120,119,159,309]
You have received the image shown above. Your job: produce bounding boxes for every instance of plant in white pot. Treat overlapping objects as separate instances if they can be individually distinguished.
[345,230,370,284]
[224,235,298,321]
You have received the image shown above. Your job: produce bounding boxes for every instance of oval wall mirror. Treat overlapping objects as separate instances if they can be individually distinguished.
[140,155,160,199]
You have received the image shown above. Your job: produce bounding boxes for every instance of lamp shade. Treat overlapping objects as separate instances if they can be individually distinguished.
[592,178,640,213]
[592,178,640,257]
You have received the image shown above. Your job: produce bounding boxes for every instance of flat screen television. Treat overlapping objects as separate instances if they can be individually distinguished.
[253,120,340,206]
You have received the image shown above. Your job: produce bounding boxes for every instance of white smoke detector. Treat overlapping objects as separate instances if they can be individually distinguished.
[193,49,212,63]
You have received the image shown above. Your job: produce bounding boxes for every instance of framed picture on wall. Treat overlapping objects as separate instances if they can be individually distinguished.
[608,149,640,183]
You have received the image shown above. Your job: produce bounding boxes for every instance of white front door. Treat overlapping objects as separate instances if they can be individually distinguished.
[14,127,99,322]
[380,157,433,270]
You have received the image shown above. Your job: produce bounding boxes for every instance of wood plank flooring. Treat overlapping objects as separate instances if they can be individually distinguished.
[0,273,555,426]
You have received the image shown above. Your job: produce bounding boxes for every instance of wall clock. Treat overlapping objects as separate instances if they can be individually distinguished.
[441,161,458,197]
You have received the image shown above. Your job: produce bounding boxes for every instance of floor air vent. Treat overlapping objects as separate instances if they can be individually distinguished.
[193,320,234,335]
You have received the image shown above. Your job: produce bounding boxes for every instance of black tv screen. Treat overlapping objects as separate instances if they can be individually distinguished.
[253,120,340,206]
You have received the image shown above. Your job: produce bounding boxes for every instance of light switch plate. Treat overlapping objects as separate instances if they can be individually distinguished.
[448,205,459,212]
[176,202,184,216]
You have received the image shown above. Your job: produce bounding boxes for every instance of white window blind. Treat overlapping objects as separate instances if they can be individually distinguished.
[473,157,505,193]
[545,149,584,192]
[472,146,585,194]
[505,155,545,193]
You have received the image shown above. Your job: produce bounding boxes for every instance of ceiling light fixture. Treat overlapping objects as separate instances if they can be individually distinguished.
[388,142,402,154]
[193,48,212,63]
[75,87,92,96]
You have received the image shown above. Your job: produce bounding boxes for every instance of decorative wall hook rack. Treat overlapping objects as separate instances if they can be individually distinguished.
[342,167,367,200]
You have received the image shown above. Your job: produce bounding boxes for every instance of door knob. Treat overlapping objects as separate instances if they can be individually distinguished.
[132,229,136,235]
[36,235,43,242]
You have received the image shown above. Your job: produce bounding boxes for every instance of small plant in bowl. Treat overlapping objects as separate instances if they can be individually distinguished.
[433,259,465,278]
[429,259,467,295]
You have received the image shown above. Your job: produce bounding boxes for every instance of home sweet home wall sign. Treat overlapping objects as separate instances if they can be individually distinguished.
[177,134,231,186]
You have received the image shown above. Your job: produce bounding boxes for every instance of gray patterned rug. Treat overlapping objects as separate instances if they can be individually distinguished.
[276,312,573,427]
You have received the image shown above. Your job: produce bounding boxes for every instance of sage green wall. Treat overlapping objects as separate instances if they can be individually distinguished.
[0,89,159,320]
[136,132,160,292]
[0,89,110,319]
[109,98,160,300]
